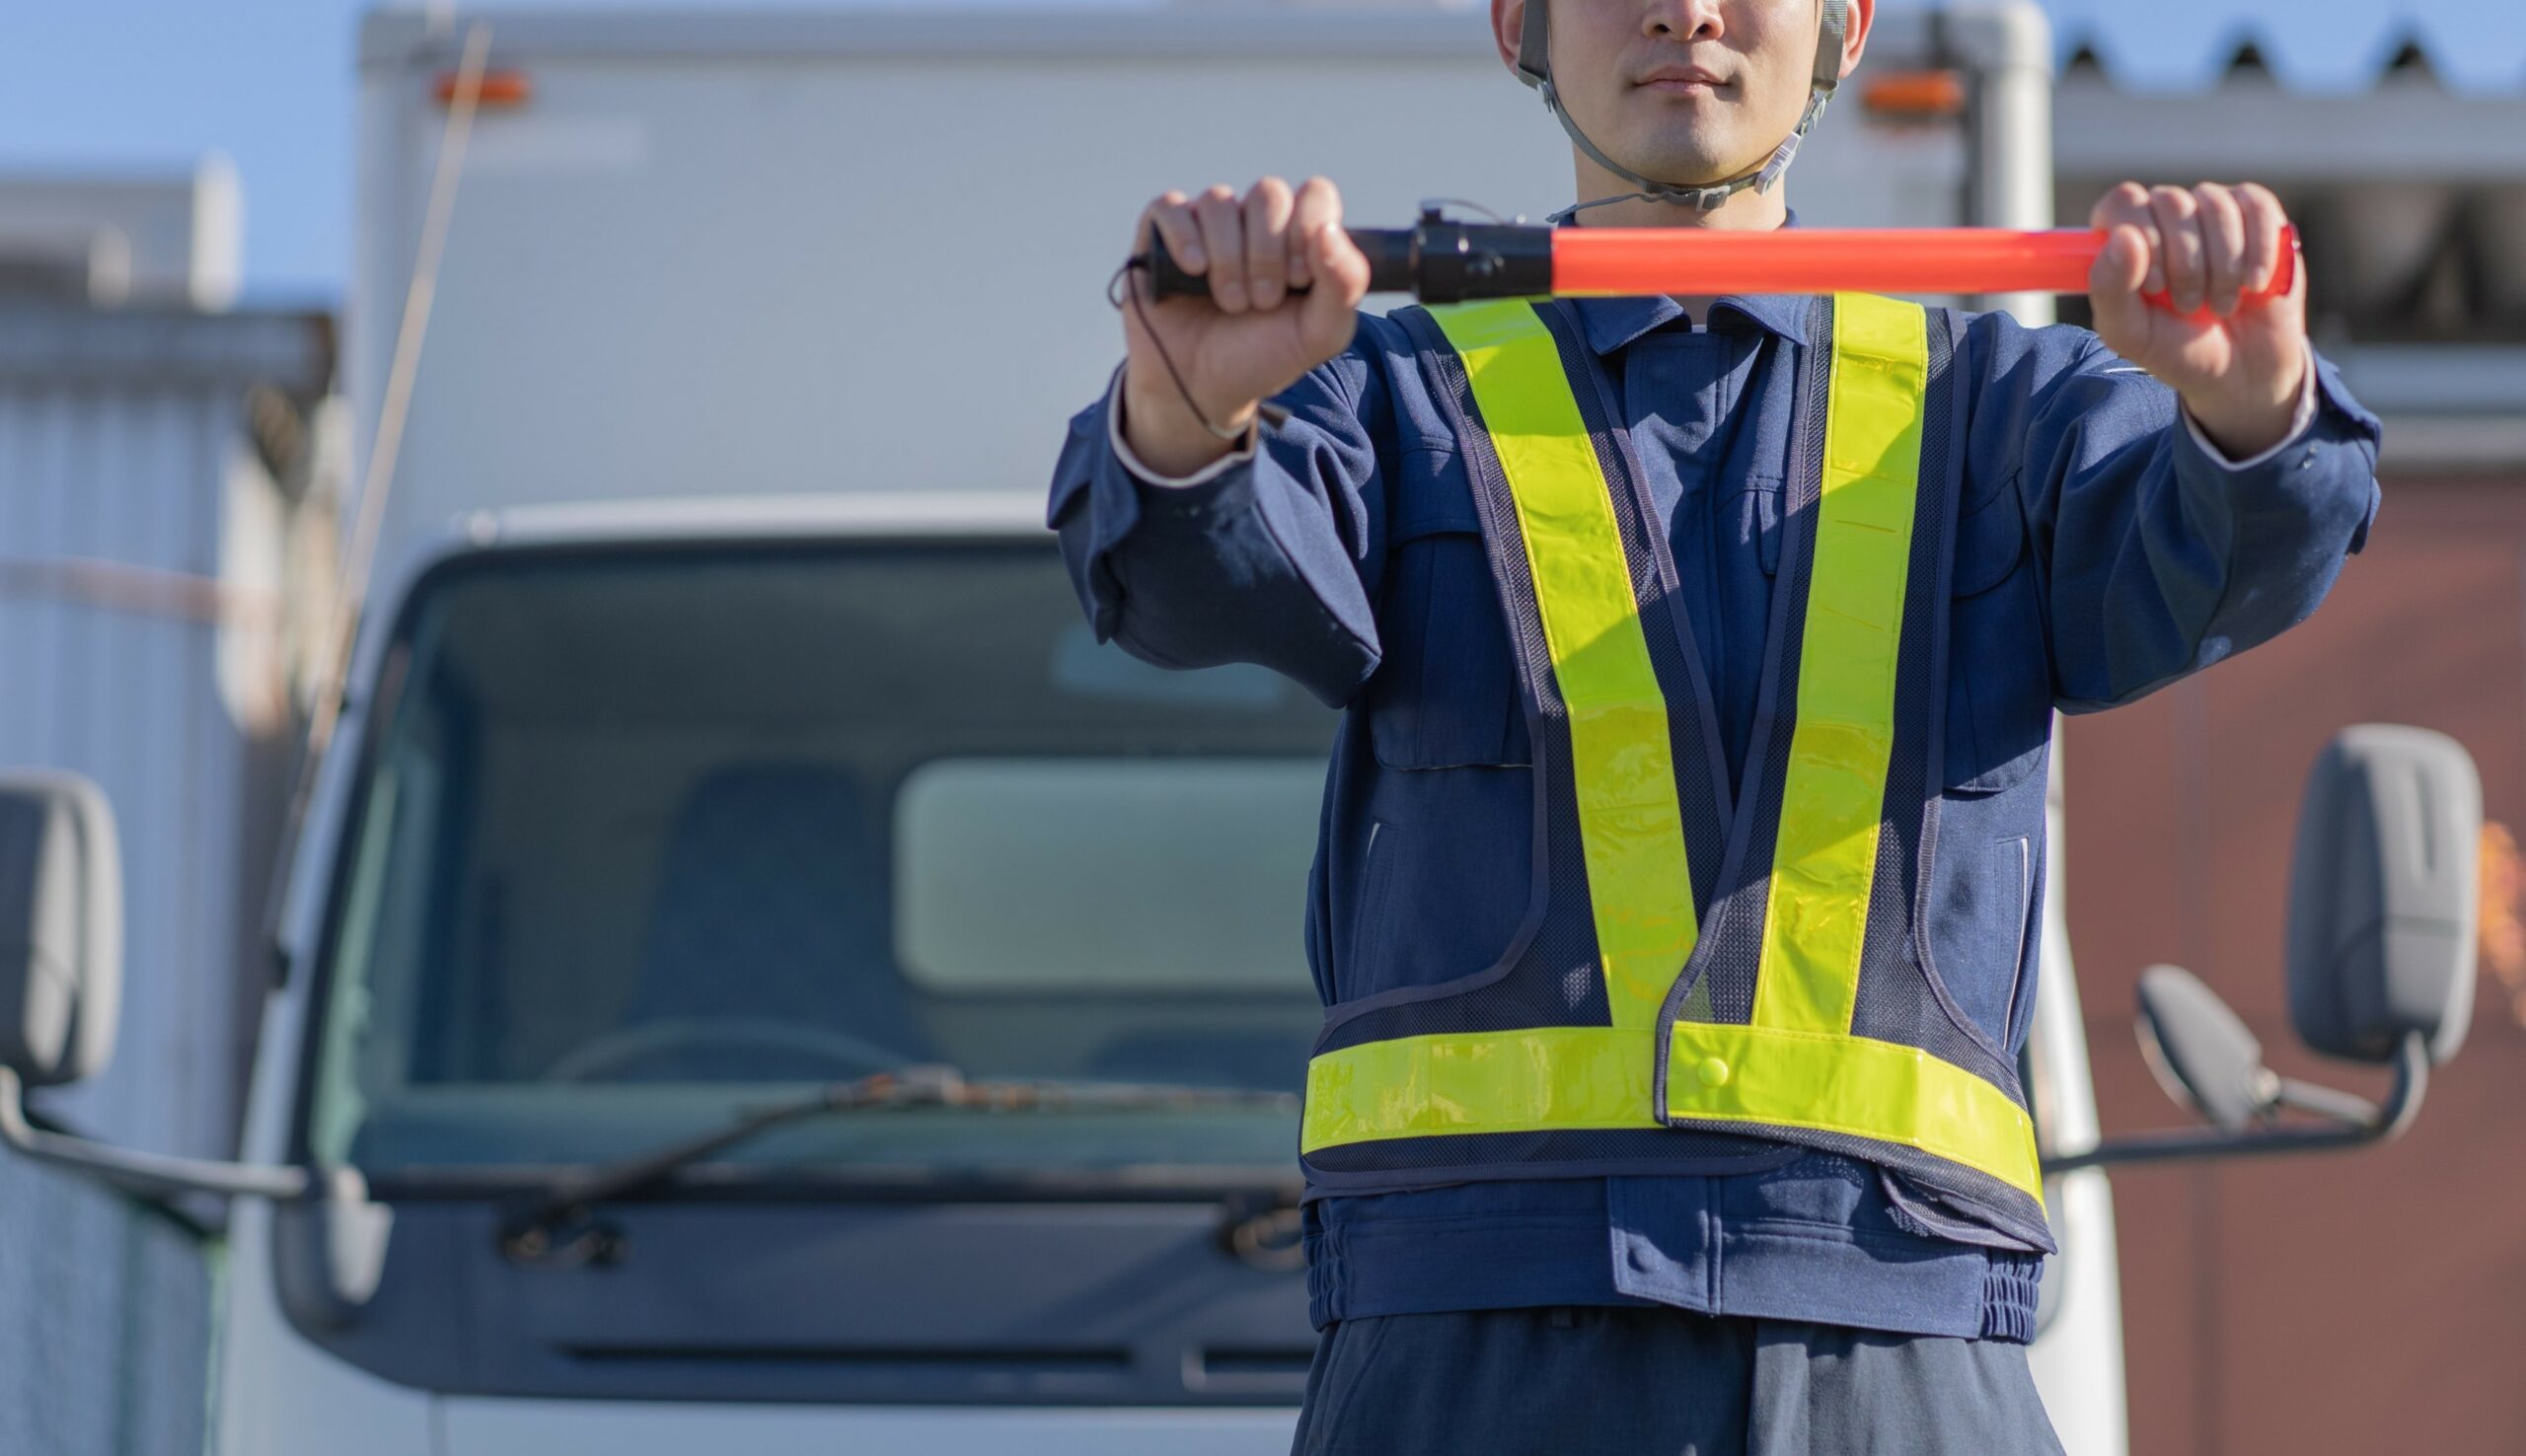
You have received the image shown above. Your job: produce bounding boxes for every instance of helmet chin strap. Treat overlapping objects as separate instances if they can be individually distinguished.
[1520,0,1849,226]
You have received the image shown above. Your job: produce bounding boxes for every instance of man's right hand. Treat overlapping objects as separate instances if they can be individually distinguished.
[1120,177,1373,479]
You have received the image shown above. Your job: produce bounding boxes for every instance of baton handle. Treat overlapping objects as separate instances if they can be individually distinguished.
[1144,221,2298,313]
[1146,226,1419,299]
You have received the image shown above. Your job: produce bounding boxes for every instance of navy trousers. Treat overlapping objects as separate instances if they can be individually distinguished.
[1288,1307,2067,1456]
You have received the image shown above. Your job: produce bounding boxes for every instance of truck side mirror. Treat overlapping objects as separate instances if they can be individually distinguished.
[2046,724,2480,1178]
[2285,724,2480,1067]
[0,772,309,1205]
[0,771,123,1086]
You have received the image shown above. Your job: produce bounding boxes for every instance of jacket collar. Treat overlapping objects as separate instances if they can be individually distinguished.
[1558,205,1810,353]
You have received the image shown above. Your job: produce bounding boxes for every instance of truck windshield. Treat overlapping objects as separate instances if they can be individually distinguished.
[303,539,1336,1182]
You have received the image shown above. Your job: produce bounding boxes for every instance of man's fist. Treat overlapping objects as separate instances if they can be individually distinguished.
[2087,181,2311,460]
[1119,177,1373,479]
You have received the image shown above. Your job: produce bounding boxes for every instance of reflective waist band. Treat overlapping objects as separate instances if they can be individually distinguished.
[1302,1024,2042,1202]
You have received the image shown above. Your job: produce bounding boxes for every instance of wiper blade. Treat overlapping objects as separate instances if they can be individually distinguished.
[498,1064,1298,1264]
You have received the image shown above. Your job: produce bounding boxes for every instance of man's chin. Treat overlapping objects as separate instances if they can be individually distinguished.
[1600,113,1744,181]
[1610,144,1745,189]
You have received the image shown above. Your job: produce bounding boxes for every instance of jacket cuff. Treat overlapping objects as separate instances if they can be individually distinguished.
[2166,340,2385,568]
[1045,363,1267,643]
[1106,366,1260,488]
[2179,340,2320,471]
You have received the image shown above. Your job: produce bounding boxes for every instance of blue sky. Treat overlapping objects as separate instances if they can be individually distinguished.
[3,1,2502,305]
[3,0,367,305]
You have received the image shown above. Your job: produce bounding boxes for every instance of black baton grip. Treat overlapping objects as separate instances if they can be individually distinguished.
[1147,226,1416,301]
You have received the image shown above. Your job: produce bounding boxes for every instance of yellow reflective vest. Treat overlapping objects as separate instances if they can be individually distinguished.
[1300,293,2050,1250]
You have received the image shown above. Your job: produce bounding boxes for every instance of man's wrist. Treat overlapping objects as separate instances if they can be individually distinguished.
[1118,370,1257,482]
[2179,344,2313,463]
[1109,369,1258,487]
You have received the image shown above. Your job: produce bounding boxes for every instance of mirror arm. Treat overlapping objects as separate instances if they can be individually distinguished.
[2043,1032,2427,1177]
[0,1066,311,1202]
[2268,1073,2393,1129]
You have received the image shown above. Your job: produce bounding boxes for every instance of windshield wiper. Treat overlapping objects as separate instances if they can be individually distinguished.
[498,1064,1299,1264]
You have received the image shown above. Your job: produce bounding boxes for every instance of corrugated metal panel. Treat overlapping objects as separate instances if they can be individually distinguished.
[0,306,330,1166]
[0,1152,209,1456]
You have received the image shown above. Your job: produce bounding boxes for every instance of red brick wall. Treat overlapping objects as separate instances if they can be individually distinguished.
[2060,474,2526,1455]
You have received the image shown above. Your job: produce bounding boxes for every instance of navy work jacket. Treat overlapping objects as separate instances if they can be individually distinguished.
[1045,212,2384,1341]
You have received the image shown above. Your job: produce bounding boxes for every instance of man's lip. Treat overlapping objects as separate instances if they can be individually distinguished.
[1638,69,1727,88]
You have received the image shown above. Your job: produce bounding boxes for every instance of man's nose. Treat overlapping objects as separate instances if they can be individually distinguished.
[1644,0,1725,41]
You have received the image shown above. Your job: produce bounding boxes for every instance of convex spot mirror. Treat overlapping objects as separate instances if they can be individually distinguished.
[0,771,122,1086]
[2287,725,2480,1066]
[2135,963,2274,1131]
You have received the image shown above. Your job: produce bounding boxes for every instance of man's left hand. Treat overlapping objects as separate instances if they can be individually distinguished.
[2087,181,2310,460]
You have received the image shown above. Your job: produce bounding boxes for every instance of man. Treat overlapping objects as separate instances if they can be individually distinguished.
[1046,0,2381,1448]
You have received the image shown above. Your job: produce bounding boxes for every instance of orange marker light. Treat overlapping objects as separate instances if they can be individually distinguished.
[1860,70,1968,119]
[433,69,533,109]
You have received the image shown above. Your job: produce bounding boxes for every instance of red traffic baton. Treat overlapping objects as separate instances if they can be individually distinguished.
[1145,213,2297,316]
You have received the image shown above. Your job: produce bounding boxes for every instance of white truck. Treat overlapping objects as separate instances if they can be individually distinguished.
[0,6,2478,1454]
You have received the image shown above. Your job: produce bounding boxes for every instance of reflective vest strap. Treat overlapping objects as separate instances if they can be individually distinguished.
[1427,300,1694,1031]
[1300,1027,1664,1151]
[1666,1021,2043,1201]
[1300,1024,2042,1201]
[1750,293,1930,1037]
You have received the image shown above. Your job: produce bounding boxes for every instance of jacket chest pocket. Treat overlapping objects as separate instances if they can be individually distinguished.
[1921,474,2053,1058]
[1366,446,1532,770]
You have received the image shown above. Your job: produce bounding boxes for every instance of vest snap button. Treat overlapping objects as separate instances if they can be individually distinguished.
[1696,1056,1732,1088]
